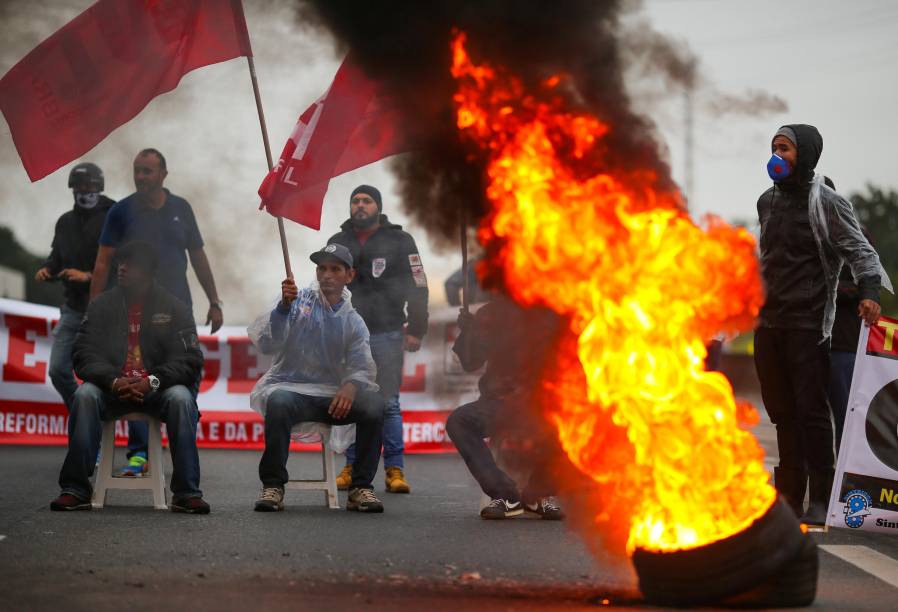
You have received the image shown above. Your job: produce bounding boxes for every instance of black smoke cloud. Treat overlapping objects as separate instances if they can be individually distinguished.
[295,0,678,250]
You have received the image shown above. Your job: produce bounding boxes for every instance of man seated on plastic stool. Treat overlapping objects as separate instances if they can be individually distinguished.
[447,294,565,520]
[249,243,385,513]
[50,240,208,513]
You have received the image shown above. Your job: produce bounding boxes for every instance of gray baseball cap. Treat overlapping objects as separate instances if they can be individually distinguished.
[310,243,353,268]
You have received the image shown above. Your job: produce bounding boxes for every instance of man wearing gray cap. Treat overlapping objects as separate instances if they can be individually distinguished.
[249,244,386,513]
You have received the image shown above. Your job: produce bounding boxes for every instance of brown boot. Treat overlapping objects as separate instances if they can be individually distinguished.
[385,466,411,494]
[336,465,353,491]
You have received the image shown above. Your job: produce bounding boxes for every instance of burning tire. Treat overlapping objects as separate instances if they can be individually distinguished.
[631,497,817,607]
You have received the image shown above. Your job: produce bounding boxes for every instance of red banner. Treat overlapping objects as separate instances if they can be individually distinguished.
[0,299,478,452]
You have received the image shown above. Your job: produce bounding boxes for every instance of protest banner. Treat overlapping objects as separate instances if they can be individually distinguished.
[0,298,480,452]
[828,315,898,532]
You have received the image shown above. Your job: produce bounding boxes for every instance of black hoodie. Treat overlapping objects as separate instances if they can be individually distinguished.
[44,195,115,313]
[757,124,879,331]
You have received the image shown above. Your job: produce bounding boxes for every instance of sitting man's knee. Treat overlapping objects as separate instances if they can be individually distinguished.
[354,391,385,423]
[264,390,296,423]
[161,384,195,406]
[72,382,103,405]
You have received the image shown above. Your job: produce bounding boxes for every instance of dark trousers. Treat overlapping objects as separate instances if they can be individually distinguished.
[259,389,384,490]
[446,397,555,502]
[58,382,202,500]
[754,327,834,472]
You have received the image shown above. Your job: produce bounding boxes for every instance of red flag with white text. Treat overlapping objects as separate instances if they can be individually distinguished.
[0,0,252,182]
[258,57,406,230]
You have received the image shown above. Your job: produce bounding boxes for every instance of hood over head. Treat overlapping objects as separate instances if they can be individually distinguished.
[774,123,822,183]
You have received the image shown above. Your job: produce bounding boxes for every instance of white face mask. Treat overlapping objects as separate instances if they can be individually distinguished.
[74,191,100,209]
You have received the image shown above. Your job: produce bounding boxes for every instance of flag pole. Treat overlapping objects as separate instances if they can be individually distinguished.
[246,55,293,279]
[460,210,469,314]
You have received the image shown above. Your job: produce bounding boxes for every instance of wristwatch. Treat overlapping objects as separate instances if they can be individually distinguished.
[210,300,224,310]
[148,375,161,392]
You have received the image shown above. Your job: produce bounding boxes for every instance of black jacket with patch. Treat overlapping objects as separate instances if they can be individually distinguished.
[328,215,429,338]
[44,196,115,312]
[73,283,203,392]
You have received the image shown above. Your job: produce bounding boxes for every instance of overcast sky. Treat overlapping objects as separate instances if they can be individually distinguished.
[2,0,896,323]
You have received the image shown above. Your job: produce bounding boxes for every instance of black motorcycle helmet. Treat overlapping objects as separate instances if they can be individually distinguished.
[67,162,104,192]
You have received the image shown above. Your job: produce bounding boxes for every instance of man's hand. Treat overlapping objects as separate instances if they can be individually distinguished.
[404,335,422,352]
[206,304,223,333]
[281,277,298,309]
[35,267,52,282]
[859,299,881,326]
[328,382,357,420]
[456,309,475,332]
[113,377,147,403]
[59,268,91,283]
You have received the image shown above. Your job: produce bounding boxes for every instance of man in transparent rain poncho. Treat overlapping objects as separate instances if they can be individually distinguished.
[248,244,386,513]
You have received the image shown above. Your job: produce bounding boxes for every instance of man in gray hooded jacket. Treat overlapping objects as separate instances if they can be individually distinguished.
[755,123,890,525]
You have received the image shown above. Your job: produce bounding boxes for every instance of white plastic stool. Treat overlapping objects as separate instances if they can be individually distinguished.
[92,412,167,510]
[284,424,340,509]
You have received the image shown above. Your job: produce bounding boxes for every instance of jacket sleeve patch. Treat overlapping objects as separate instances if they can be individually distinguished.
[410,264,428,288]
[408,253,422,266]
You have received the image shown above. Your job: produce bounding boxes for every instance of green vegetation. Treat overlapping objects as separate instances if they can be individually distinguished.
[0,226,63,306]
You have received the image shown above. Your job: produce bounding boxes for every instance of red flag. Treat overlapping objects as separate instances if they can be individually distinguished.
[0,0,252,182]
[258,57,407,230]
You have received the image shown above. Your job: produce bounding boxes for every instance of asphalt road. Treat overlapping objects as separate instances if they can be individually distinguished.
[3,396,898,610]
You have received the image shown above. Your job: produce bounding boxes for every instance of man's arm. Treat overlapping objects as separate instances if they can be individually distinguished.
[89,246,115,299]
[401,234,429,349]
[827,194,883,325]
[72,299,120,390]
[452,309,488,372]
[150,299,204,390]
[188,247,223,333]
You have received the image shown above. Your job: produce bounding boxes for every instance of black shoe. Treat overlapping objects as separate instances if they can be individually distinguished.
[525,496,565,520]
[800,468,834,526]
[254,487,285,512]
[480,498,523,519]
[50,493,91,511]
[774,466,807,517]
[171,496,211,514]
[347,487,384,513]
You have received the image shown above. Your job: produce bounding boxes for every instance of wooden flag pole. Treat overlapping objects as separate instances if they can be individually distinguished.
[246,55,293,279]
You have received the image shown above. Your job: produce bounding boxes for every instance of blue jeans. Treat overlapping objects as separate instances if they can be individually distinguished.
[346,330,405,469]
[126,381,200,460]
[828,350,855,453]
[49,305,82,419]
[58,382,203,501]
[259,389,384,489]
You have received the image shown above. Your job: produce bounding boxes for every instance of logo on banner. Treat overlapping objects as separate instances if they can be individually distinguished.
[372,258,386,278]
[843,489,873,528]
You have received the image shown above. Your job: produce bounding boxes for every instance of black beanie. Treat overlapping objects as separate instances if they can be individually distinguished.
[350,184,383,212]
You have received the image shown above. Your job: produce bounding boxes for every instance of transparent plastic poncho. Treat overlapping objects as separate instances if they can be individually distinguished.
[808,173,894,340]
[247,282,378,452]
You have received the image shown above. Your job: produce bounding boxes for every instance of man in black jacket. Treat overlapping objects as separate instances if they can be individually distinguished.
[35,163,114,415]
[50,241,209,513]
[328,185,429,493]
[755,124,886,525]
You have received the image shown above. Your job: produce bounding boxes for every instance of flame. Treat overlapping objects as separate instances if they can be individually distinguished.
[451,32,775,553]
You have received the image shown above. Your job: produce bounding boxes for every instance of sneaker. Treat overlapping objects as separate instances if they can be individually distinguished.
[385,466,411,494]
[254,487,285,512]
[480,498,523,520]
[347,487,384,513]
[525,496,565,520]
[170,496,211,514]
[117,454,148,477]
[50,493,91,511]
[336,465,353,491]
